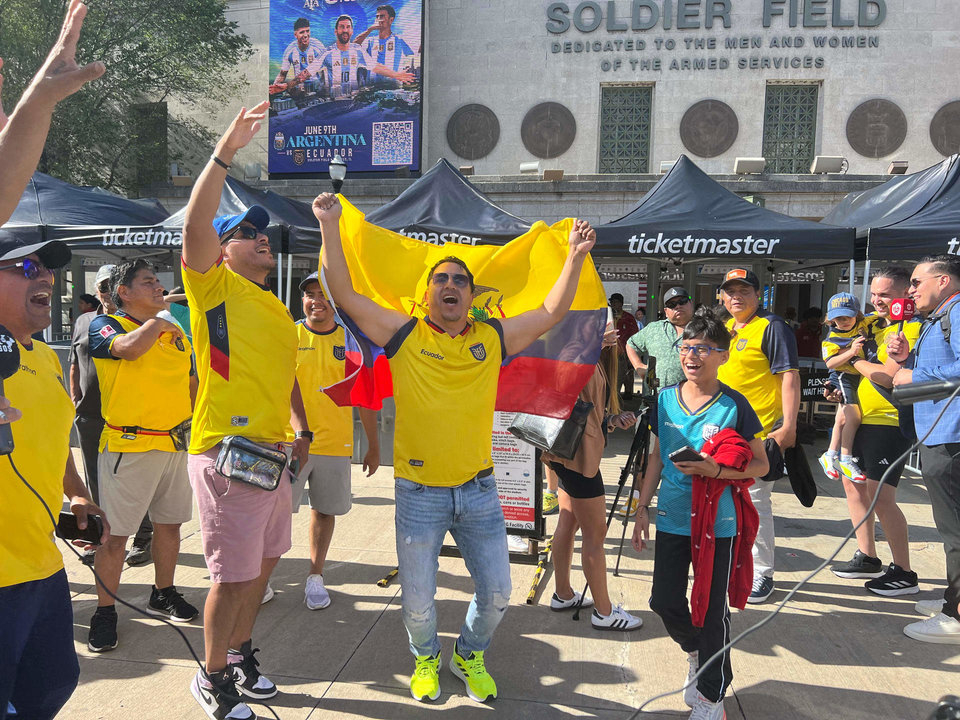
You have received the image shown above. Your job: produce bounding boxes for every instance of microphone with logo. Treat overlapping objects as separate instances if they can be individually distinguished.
[0,324,20,455]
[889,297,916,334]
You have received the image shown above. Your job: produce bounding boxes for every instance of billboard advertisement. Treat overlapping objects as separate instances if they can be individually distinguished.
[268,0,423,176]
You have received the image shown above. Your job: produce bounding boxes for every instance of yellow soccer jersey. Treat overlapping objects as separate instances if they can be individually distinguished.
[89,312,193,452]
[858,318,921,426]
[822,316,880,375]
[182,257,298,453]
[718,310,799,435]
[1,340,73,587]
[289,321,353,456]
[387,318,504,487]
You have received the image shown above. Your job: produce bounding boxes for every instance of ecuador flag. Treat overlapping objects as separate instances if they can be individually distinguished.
[320,197,607,419]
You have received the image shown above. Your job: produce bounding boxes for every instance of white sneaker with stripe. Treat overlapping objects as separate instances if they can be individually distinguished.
[591,604,642,631]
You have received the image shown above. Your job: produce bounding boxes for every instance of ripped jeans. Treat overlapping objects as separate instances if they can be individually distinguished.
[394,471,512,658]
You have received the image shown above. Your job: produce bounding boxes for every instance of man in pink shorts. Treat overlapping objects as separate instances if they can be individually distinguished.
[181,102,311,720]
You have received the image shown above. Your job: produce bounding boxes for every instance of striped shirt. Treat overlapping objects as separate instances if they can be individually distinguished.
[364,32,413,84]
[911,293,960,445]
[308,46,377,97]
[280,38,326,77]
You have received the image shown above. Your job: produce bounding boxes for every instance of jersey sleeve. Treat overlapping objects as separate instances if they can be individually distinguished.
[384,318,418,359]
[359,47,377,67]
[280,46,292,72]
[729,388,763,441]
[88,315,126,360]
[627,327,646,354]
[481,318,507,362]
[399,37,414,56]
[821,338,839,361]
[182,256,231,312]
[761,318,799,374]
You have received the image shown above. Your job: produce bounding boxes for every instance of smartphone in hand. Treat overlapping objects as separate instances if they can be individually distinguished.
[668,446,702,464]
[57,512,104,545]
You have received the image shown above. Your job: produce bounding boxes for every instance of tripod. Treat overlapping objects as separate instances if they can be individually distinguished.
[571,375,658,620]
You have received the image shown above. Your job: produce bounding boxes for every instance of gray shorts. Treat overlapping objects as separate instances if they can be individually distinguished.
[291,454,352,515]
[98,449,192,536]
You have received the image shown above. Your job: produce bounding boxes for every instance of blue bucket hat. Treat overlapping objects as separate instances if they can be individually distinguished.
[826,292,860,321]
[212,205,270,239]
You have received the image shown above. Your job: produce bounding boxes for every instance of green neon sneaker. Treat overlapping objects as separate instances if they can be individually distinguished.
[409,653,441,702]
[542,491,559,515]
[450,644,497,703]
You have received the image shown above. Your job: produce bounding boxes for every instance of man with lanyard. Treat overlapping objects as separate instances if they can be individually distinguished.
[181,103,311,720]
[86,259,198,653]
[830,267,920,596]
[290,271,380,610]
[0,3,107,715]
[314,190,596,704]
[621,286,694,517]
[353,4,414,87]
[270,18,325,98]
[300,15,414,99]
[716,269,800,604]
[890,256,960,643]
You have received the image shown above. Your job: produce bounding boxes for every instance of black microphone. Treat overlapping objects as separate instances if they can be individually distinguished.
[0,324,21,455]
[892,379,960,406]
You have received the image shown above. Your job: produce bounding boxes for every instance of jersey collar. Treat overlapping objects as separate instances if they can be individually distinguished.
[932,291,960,317]
[116,310,145,326]
[425,316,470,337]
[299,319,338,336]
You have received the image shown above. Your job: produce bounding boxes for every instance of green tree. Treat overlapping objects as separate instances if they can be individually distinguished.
[0,0,252,194]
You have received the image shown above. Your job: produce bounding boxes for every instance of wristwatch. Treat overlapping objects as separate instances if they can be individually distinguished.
[295,430,314,441]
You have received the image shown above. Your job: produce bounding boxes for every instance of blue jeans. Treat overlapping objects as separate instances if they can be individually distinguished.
[0,570,79,720]
[395,472,512,658]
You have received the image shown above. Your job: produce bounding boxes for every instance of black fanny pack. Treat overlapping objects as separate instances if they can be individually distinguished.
[214,436,288,491]
[170,419,192,452]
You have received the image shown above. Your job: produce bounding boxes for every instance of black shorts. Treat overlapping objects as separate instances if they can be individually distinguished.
[828,370,860,405]
[549,462,605,499]
[853,424,911,487]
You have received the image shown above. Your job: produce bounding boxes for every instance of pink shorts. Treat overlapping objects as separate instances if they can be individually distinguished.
[188,447,293,583]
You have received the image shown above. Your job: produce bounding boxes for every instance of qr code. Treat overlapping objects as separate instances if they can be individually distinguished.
[372,121,414,165]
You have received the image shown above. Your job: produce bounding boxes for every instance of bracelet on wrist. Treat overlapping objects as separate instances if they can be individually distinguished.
[295,430,314,441]
[211,154,231,171]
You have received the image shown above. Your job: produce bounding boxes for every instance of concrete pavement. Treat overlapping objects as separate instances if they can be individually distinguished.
[58,433,959,720]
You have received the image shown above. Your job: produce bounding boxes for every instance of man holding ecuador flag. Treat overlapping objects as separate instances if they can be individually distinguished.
[313,191,598,704]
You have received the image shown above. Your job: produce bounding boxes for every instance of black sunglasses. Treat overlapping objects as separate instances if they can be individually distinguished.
[0,258,51,280]
[430,272,470,288]
[665,298,691,309]
[221,225,260,244]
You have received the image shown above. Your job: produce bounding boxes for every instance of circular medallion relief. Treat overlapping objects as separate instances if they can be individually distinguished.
[930,101,960,156]
[446,104,500,161]
[679,100,739,158]
[846,99,907,158]
[520,102,577,159]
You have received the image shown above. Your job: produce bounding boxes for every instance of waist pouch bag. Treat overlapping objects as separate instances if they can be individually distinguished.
[169,418,192,452]
[215,436,287,491]
[507,399,594,460]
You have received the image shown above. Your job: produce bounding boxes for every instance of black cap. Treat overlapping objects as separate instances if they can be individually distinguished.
[663,287,690,305]
[720,268,760,291]
[609,292,624,303]
[0,236,71,269]
[299,271,321,292]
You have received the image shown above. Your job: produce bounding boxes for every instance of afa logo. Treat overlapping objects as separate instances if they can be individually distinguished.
[293,149,306,166]
[333,345,346,361]
[274,131,285,151]
[736,338,747,351]
[469,343,486,361]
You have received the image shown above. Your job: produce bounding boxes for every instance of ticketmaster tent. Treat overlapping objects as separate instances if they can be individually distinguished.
[287,158,532,252]
[821,155,960,260]
[593,155,855,259]
[0,172,169,254]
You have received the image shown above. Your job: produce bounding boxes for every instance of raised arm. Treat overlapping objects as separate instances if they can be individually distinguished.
[313,193,409,347]
[182,102,269,272]
[354,25,377,46]
[0,1,105,224]
[498,219,596,357]
[372,64,415,83]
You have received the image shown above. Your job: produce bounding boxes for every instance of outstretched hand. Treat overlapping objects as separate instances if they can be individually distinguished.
[0,58,7,130]
[568,219,596,258]
[219,101,269,153]
[313,192,342,224]
[28,1,105,109]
